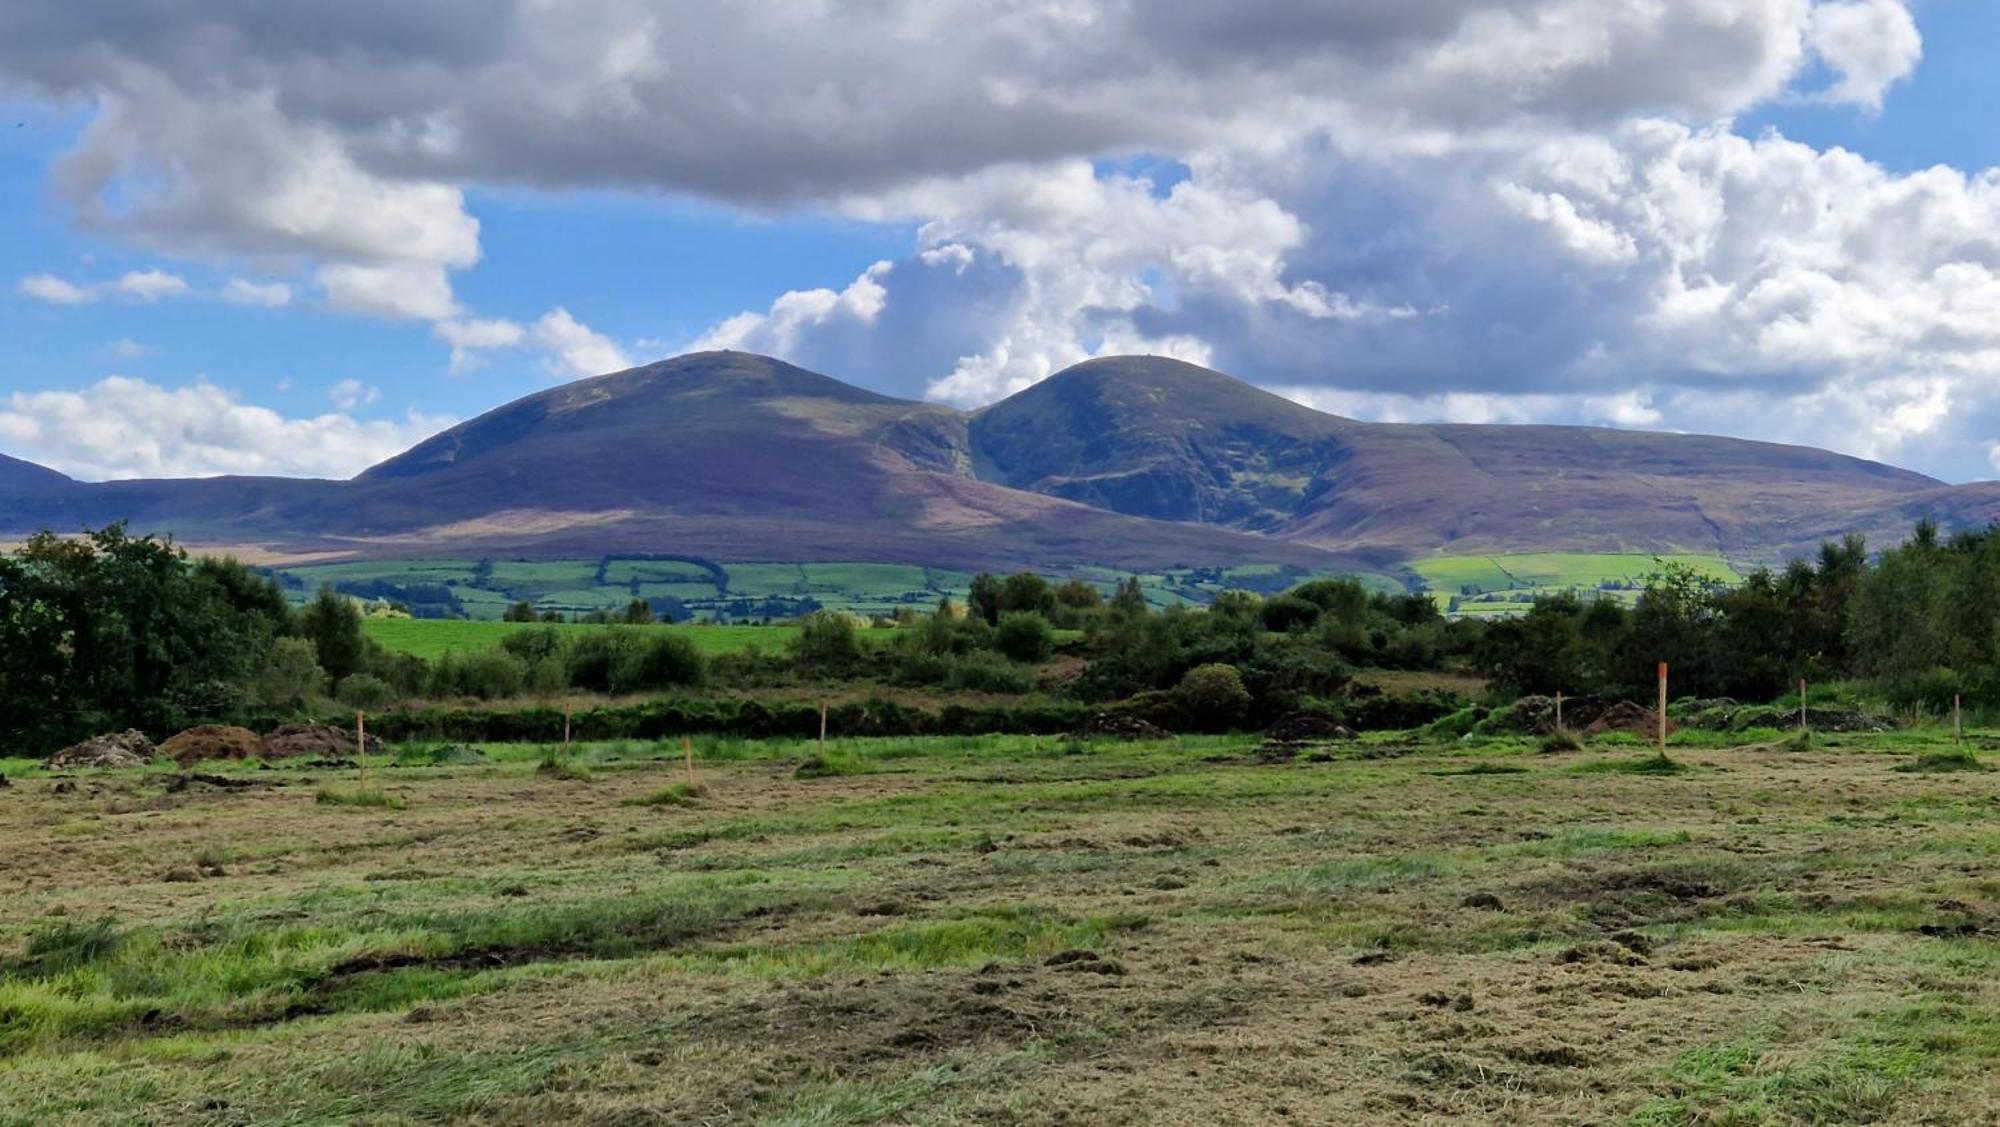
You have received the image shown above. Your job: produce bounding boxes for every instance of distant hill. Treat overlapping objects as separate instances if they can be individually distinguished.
[0,350,1992,570]
[0,353,1356,573]
[970,356,1949,561]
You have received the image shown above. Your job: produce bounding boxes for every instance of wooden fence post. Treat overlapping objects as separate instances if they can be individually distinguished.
[1656,663,1668,756]
[683,736,699,789]
[819,699,829,752]
[563,701,572,758]
[1955,694,1963,745]
[1799,679,1808,733]
[1555,691,1565,733]
[356,709,368,789]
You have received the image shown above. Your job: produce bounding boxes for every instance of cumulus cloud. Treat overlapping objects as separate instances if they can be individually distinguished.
[0,378,452,480]
[1807,0,1923,110]
[221,278,293,307]
[532,308,630,378]
[329,379,381,410]
[19,274,93,304]
[18,269,190,304]
[15,0,1999,477]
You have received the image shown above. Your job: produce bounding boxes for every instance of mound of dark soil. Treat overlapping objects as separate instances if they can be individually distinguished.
[1080,713,1171,741]
[262,723,386,760]
[47,729,156,769]
[1489,695,1610,735]
[159,725,264,767]
[1583,702,1674,738]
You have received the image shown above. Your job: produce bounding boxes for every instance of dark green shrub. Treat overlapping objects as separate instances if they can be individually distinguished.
[994,612,1055,664]
[334,673,396,711]
[1175,663,1252,731]
[611,632,707,692]
[946,653,1037,694]
[790,612,862,673]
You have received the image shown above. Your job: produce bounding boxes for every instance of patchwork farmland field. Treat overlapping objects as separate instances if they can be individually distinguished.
[3,729,1995,1123]
[1408,553,1743,616]
[268,558,1388,622]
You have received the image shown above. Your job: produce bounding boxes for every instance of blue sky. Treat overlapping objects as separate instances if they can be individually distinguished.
[5,1,2000,482]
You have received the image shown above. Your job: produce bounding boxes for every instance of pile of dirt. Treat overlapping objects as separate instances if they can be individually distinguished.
[47,729,156,769]
[1486,695,1610,735]
[1262,714,1356,744]
[159,725,265,767]
[1677,699,1892,733]
[1583,702,1674,738]
[1080,713,1172,741]
[262,723,386,760]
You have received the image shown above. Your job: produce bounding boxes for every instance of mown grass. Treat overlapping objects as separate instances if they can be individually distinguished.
[1,727,1995,1123]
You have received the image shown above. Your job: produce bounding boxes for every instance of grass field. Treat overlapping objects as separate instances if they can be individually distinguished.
[1409,553,1743,616]
[359,619,888,661]
[3,728,1995,1123]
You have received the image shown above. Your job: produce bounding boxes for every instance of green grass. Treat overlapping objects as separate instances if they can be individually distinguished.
[1894,748,1989,773]
[360,619,812,660]
[314,784,406,808]
[1408,552,1742,616]
[6,727,1997,1122]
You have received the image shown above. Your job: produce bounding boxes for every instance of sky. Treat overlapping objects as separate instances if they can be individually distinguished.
[3,0,1999,483]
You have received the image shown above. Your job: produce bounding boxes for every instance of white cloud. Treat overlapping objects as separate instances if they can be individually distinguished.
[113,269,189,301]
[105,338,151,360]
[0,377,453,480]
[318,261,460,320]
[221,278,293,307]
[532,308,630,378]
[329,379,381,410]
[434,316,528,371]
[19,274,94,304]
[1807,0,1923,110]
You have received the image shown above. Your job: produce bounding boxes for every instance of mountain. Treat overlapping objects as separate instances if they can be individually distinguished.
[970,356,1947,560]
[0,353,1356,573]
[0,350,1993,569]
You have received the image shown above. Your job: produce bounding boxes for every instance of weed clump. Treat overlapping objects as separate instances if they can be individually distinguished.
[628,781,709,807]
[315,785,406,808]
[1894,749,1988,774]
[10,917,123,977]
[536,746,592,781]
[1539,730,1583,754]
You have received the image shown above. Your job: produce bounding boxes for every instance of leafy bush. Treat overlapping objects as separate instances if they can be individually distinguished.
[790,611,862,673]
[611,632,707,693]
[428,651,527,700]
[1175,663,1252,731]
[258,636,327,709]
[1260,594,1321,633]
[946,652,1037,694]
[334,673,397,711]
[993,612,1055,664]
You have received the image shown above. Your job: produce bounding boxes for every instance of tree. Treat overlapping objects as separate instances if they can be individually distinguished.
[1108,576,1149,622]
[299,586,369,683]
[623,598,655,625]
[503,600,539,622]
[967,573,1003,625]
[790,611,862,672]
[334,673,396,711]
[1260,594,1321,633]
[259,637,327,709]
[998,572,1056,618]
[994,612,1055,663]
[0,526,286,752]
[1051,579,1103,628]
[1175,663,1252,730]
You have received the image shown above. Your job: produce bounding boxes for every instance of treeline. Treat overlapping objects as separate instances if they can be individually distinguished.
[13,518,1997,757]
[1476,520,2000,710]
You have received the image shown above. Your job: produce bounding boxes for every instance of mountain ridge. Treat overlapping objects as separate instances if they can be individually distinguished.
[0,350,1986,569]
